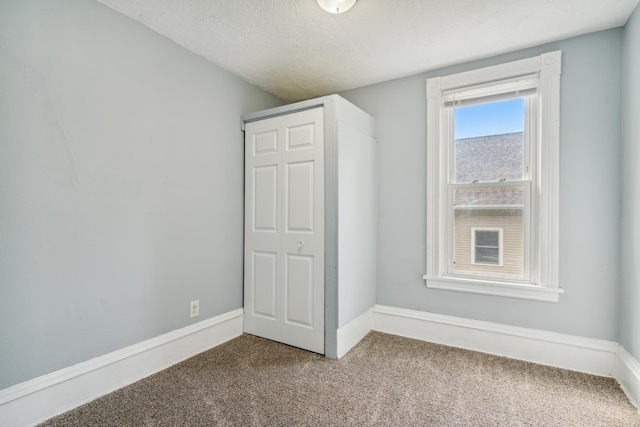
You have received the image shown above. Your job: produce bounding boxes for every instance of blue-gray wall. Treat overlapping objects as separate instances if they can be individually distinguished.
[340,29,623,341]
[0,0,282,389]
[621,3,640,362]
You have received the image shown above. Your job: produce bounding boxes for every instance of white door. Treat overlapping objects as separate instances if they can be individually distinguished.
[244,108,325,354]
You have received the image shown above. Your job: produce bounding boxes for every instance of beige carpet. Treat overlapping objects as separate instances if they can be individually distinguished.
[39,332,640,426]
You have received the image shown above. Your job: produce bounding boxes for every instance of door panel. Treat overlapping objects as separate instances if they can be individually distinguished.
[252,251,278,319]
[253,166,278,232]
[286,161,315,233]
[244,107,324,354]
[285,254,314,327]
[287,123,316,150]
[254,130,278,155]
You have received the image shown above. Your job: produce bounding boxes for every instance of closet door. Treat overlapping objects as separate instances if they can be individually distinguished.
[244,108,325,354]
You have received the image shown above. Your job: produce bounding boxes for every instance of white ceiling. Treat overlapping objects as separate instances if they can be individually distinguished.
[98,0,639,102]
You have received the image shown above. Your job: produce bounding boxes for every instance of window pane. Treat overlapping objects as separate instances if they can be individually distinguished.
[476,230,499,247]
[453,187,524,279]
[454,98,525,183]
[475,247,499,265]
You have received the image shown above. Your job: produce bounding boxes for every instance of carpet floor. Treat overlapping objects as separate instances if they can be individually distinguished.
[39,332,640,426]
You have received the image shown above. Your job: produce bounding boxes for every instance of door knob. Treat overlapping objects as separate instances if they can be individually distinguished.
[298,241,304,248]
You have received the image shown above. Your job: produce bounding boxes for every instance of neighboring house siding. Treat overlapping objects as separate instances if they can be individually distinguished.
[453,208,524,278]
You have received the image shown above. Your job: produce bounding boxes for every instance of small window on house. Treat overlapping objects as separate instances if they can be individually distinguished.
[424,51,564,302]
[472,228,502,266]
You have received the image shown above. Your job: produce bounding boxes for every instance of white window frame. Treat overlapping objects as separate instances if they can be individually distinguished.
[471,227,503,266]
[424,51,563,302]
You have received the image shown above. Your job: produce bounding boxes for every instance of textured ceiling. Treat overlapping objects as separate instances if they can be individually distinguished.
[98,0,639,102]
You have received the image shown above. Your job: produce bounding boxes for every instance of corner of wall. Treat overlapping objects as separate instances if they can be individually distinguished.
[616,346,640,410]
[336,308,373,359]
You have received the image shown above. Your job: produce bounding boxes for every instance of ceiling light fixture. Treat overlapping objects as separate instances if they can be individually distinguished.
[317,0,357,14]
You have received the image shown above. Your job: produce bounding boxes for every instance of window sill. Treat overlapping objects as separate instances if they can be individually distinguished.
[423,275,563,302]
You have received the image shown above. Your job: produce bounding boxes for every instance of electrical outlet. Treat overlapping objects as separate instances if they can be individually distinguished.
[190,300,200,318]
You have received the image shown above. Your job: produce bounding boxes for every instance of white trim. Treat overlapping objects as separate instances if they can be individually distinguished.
[425,51,562,300]
[336,308,373,358]
[424,275,563,302]
[442,75,538,105]
[373,304,640,410]
[616,347,640,411]
[0,309,244,427]
[537,50,562,290]
[373,305,617,377]
[3,305,638,425]
[439,56,542,92]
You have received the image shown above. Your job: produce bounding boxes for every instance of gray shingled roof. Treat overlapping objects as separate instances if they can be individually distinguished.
[454,132,524,208]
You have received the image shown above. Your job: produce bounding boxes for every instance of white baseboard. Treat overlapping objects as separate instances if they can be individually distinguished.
[373,305,619,377]
[0,308,243,427]
[616,346,640,411]
[336,308,373,358]
[4,304,638,426]
[373,304,640,410]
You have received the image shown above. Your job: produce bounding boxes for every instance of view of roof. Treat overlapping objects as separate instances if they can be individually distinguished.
[454,132,525,208]
[455,132,524,183]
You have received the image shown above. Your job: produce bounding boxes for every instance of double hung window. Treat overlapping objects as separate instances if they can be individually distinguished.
[424,51,563,302]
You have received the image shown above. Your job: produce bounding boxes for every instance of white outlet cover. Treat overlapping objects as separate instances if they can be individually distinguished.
[190,300,200,318]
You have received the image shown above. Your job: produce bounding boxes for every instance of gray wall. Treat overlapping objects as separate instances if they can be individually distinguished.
[0,0,282,389]
[620,3,640,362]
[340,29,623,341]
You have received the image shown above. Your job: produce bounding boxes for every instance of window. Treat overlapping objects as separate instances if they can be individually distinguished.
[424,51,563,302]
[472,228,502,266]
